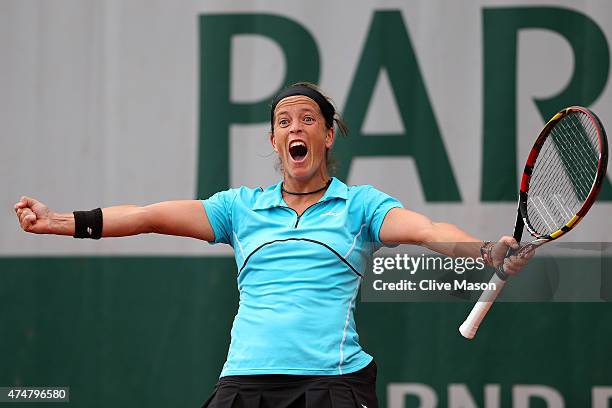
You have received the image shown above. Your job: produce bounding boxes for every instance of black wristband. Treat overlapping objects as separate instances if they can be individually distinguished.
[73,208,103,239]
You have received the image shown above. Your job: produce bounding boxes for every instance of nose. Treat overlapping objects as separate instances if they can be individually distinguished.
[289,120,303,133]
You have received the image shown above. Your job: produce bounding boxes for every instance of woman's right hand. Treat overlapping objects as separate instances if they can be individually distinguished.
[14,196,53,234]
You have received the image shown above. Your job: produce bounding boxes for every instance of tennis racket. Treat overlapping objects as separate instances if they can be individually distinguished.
[459,106,609,339]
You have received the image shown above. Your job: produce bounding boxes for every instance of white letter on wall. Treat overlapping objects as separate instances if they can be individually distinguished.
[388,383,437,408]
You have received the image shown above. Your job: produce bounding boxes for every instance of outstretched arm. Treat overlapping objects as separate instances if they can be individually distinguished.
[14,196,215,241]
[379,207,531,275]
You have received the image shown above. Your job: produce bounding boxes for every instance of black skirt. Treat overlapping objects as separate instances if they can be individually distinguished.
[201,361,378,408]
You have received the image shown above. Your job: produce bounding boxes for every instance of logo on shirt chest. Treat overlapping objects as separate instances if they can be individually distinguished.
[319,210,344,217]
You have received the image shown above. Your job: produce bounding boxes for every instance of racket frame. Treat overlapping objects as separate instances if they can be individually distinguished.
[518,106,608,242]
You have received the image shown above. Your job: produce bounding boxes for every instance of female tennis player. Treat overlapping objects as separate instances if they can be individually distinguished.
[14,82,531,408]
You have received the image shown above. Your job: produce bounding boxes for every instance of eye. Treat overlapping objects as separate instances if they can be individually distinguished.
[303,116,315,123]
[278,118,289,127]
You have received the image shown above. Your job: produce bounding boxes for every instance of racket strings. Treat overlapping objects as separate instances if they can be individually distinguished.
[528,114,598,231]
[545,117,597,197]
[539,119,597,196]
[530,118,596,228]
[561,117,599,196]
[527,111,600,235]
[528,130,582,228]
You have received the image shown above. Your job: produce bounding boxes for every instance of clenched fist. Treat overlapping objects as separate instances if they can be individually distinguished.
[14,196,53,234]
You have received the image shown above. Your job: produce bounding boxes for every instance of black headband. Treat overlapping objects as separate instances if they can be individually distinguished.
[270,85,335,130]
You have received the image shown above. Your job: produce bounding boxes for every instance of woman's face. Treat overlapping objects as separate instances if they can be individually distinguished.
[270,95,334,182]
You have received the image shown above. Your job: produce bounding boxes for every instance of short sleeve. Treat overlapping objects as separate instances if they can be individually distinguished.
[201,189,236,245]
[364,186,404,245]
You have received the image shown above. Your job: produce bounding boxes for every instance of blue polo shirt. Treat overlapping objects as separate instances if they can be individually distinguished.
[202,177,402,376]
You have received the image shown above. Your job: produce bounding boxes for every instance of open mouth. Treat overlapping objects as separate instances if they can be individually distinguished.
[289,140,308,162]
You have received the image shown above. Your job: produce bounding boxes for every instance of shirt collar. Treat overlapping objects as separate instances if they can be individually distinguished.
[252,177,348,210]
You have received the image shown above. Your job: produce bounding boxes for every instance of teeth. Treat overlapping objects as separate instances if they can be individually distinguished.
[289,141,306,148]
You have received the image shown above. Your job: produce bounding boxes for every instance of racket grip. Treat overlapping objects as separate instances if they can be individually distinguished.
[459,273,507,339]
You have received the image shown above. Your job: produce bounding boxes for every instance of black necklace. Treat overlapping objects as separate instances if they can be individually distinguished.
[282,179,332,196]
